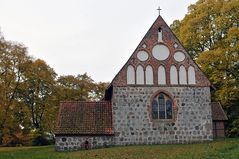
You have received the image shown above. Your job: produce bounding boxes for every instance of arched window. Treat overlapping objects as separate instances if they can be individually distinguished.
[136,65,144,84]
[145,65,153,85]
[170,65,178,84]
[188,66,196,84]
[152,93,173,120]
[158,65,166,84]
[127,65,135,84]
[179,65,187,84]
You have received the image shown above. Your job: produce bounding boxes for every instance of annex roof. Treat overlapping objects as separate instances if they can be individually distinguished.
[211,102,228,121]
[54,101,113,135]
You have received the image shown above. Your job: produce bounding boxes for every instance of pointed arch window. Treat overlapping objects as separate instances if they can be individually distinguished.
[145,65,153,85]
[127,65,135,84]
[188,66,196,84]
[158,65,166,84]
[179,65,187,84]
[152,93,173,120]
[136,65,144,84]
[170,65,178,84]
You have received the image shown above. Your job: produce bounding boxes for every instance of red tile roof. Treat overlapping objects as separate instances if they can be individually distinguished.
[54,101,113,135]
[211,102,228,121]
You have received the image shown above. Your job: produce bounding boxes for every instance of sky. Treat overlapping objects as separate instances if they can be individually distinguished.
[0,0,198,82]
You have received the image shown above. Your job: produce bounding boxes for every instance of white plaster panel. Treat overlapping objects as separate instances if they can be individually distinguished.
[158,65,166,84]
[152,44,170,60]
[179,65,187,84]
[188,66,196,84]
[174,51,185,62]
[136,65,144,84]
[127,65,135,84]
[170,66,178,84]
[145,65,153,85]
[158,31,163,42]
[137,51,149,61]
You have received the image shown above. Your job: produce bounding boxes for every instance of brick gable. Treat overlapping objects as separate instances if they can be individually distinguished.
[111,15,211,87]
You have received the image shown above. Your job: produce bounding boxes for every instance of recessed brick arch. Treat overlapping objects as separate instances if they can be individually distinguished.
[148,89,178,122]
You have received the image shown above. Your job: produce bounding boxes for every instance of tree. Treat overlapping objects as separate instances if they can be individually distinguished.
[0,31,109,145]
[0,34,31,144]
[56,73,108,101]
[91,82,109,101]
[171,0,239,136]
[18,59,57,132]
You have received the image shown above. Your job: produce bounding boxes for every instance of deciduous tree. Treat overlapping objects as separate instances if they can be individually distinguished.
[171,0,239,136]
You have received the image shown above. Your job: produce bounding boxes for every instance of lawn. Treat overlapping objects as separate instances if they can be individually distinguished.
[0,138,238,159]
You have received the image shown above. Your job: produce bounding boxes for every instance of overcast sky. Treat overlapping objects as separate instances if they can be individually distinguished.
[0,0,198,82]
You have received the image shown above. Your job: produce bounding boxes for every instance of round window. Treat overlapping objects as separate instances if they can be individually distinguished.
[137,51,149,61]
[152,44,170,60]
[174,51,185,62]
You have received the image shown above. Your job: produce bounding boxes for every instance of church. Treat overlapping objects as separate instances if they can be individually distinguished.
[54,14,227,151]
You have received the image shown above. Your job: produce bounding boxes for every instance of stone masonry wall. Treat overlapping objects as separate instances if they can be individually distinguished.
[55,136,114,151]
[112,86,213,145]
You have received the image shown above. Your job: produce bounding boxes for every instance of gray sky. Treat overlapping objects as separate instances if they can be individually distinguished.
[0,0,198,82]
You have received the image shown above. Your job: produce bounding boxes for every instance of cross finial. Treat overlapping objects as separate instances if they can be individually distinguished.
[157,6,162,15]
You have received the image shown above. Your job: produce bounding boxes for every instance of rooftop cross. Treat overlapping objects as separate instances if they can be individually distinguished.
[157,6,162,15]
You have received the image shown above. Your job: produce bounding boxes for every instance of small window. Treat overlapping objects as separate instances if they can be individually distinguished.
[158,27,162,32]
[151,93,173,120]
[158,27,163,42]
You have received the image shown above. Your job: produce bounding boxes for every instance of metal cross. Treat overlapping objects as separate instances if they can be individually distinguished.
[157,6,162,15]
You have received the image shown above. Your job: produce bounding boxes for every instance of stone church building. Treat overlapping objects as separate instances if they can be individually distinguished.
[54,15,227,151]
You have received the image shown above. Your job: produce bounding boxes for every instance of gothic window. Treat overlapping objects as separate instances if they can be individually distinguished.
[151,93,173,120]
[179,65,187,84]
[188,66,196,84]
[145,65,153,85]
[136,65,144,84]
[158,65,166,84]
[170,65,178,84]
[127,65,135,84]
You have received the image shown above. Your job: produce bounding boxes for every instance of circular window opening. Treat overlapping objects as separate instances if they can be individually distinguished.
[137,51,149,61]
[174,51,185,62]
[152,44,170,61]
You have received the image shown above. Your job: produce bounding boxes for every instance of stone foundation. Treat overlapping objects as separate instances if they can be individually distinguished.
[55,136,114,151]
[112,86,213,145]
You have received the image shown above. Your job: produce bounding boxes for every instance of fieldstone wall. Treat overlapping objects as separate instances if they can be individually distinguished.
[112,86,213,145]
[55,136,114,151]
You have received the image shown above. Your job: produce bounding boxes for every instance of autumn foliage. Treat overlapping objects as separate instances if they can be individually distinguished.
[171,0,239,136]
[0,34,109,146]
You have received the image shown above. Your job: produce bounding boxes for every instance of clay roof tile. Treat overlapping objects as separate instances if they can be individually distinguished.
[54,101,113,135]
[211,102,228,121]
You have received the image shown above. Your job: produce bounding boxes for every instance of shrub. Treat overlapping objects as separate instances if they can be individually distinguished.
[31,131,54,146]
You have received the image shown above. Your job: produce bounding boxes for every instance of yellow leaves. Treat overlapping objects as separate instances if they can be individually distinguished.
[171,0,239,57]
[173,1,238,115]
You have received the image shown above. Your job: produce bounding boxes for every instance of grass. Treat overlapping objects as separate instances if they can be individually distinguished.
[0,138,238,159]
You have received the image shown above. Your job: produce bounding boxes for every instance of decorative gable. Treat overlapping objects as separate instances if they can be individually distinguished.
[111,15,211,87]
